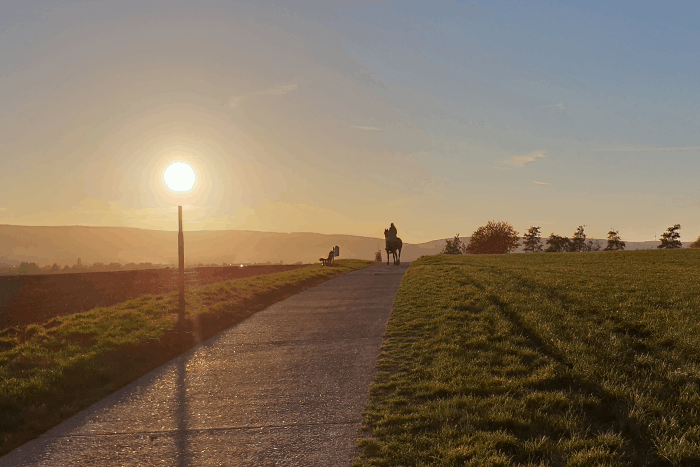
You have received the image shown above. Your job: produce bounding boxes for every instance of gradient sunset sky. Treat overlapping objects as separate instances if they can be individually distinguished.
[2,1,699,243]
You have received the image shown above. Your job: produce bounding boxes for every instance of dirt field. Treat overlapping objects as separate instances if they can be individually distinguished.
[0,265,307,329]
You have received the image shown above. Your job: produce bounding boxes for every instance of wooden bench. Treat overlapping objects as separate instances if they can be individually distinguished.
[319,251,334,266]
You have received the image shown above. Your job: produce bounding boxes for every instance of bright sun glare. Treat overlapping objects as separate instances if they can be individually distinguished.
[164,162,196,192]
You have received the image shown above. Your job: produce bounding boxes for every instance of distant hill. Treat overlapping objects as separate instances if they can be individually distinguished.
[0,225,446,267]
[0,225,693,268]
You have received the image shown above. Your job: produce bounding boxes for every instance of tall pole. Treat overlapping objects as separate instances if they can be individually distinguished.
[178,205,185,323]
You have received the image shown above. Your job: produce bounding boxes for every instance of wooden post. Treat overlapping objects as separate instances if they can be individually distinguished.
[178,205,185,323]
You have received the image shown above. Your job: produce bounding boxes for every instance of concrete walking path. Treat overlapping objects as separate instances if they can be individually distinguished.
[2,262,409,466]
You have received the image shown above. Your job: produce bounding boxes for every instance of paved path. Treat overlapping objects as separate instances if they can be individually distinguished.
[2,262,409,466]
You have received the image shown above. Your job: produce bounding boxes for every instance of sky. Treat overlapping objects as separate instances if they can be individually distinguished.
[1,0,699,243]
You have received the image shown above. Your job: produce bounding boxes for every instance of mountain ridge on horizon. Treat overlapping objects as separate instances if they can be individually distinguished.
[0,224,688,268]
[0,224,445,267]
[0,223,385,238]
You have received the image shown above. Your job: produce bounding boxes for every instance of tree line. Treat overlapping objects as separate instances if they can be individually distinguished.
[442,221,698,255]
[0,259,164,275]
[0,259,275,275]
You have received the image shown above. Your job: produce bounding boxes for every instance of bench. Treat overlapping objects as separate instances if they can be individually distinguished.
[319,251,334,266]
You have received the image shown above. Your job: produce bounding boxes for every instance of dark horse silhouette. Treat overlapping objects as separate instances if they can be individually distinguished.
[384,228,402,265]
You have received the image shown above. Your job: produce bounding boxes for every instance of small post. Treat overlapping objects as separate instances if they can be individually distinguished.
[178,206,185,323]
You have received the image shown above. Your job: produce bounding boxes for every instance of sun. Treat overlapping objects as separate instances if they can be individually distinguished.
[164,162,196,192]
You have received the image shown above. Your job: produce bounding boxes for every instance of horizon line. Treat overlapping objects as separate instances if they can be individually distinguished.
[0,223,679,244]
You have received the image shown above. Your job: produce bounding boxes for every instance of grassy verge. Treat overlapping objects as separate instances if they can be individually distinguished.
[0,259,372,456]
[354,251,700,466]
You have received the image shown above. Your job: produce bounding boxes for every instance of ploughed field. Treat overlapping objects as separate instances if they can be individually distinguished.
[0,265,306,328]
[355,250,700,467]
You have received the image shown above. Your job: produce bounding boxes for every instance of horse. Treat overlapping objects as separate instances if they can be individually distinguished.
[384,228,402,265]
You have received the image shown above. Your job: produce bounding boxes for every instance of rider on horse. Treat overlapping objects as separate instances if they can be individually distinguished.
[388,223,397,240]
[385,223,402,265]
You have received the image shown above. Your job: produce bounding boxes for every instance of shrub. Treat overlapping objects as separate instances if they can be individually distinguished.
[545,234,570,252]
[690,236,700,249]
[441,234,467,254]
[466,221,519,254]
[17,262,41,274]
[585,239,602,251]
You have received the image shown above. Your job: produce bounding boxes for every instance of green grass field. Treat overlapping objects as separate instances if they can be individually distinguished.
[0,259,372,456]
[354,251,700,467]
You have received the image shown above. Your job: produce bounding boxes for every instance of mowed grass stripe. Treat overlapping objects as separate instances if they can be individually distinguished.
[355,251,700,467]
[0,259,372,456]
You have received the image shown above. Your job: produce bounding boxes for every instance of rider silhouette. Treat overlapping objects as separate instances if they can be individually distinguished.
[388,223,397,240]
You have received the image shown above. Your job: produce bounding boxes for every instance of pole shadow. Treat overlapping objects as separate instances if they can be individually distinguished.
[175,351,191,467]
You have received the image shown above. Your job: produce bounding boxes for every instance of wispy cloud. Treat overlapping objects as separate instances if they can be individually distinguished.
[229,84,298,108]
[351,125,382,131]
[0,207,8,212]
[597,145,700,152]
[503,151,546,168]
[533,181,549,185]
[549,102,565,110]
[672,197,700,208]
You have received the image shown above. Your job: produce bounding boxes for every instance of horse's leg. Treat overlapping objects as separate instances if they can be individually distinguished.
[386,248,390,265]
[398,247,401,265]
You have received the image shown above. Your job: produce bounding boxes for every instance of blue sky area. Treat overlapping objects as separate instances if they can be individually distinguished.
[1,0,699,242]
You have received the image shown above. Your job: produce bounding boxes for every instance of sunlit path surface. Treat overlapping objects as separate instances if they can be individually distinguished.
[1,262,408,467]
